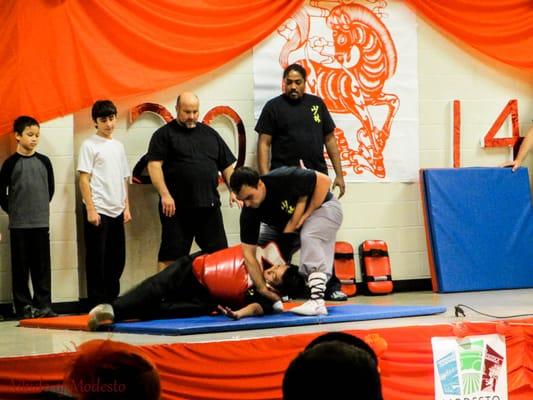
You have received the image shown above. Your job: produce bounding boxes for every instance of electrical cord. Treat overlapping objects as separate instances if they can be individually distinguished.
[454,304,533,319]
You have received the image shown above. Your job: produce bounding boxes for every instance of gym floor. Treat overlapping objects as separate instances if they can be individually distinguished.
[0,288,531,358]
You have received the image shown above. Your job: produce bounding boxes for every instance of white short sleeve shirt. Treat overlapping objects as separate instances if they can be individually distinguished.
[77,135,130,217]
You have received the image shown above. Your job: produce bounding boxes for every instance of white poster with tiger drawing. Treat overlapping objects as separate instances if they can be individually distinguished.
[253,0,418,182]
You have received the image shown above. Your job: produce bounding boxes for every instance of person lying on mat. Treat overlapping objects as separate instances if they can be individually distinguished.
[87,243,306,330]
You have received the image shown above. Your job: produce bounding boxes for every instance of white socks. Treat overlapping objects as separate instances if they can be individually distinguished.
[290,272,328,316]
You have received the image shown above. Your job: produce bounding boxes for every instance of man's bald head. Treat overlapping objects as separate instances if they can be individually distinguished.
[176,92,200,129]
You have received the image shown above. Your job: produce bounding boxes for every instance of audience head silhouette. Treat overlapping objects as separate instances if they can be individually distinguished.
[65,339,160,400]
[283,332,383,400]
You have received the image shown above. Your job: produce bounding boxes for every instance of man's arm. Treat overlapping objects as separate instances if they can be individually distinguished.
[79,172,100,226]
[221,164,242,208]
[502,126,533,172]
[218,303,264,320]
[296,171,331,229]
[284,196,307,233]
[324,132,345,198]
[242,243,280,302]
[0,163,10,213]
[257,134,272,175]
[41,155,55,201]
[147,160,175,217]
[123,178,132,223]
[0,157,16,213]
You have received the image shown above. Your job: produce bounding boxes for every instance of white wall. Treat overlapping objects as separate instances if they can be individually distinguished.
[1,4,532,303]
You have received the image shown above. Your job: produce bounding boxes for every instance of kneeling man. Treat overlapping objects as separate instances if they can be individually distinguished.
[230,166,343,316]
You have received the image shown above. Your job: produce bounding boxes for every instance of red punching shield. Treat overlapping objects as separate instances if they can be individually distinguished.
[192,245,251,307]
[334,241,357,297]
[359,240,393,295]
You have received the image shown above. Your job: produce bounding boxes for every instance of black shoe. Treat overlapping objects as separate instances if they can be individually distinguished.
[16,305,35,319]
[325,290,348,301]
[34,307,58,318]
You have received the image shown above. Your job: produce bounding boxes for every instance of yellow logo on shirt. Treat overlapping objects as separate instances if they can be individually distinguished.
[281,200,295,215]
[311,105,321,123]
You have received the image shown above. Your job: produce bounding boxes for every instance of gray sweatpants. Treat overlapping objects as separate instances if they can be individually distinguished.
[299,196,343,279]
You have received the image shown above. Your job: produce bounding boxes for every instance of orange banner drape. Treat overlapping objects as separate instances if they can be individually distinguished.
[404,0,533,70]
[0,321,532,399]
[0,0,304,135]
[1,1,531,136]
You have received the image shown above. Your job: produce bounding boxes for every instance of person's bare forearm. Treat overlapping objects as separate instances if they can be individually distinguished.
[79,173,95,211]
[234,303,264,319]
[325,132,343,177]
[243,243,280,302]
[257,134,272,175]
[147,161,170,197]
[515,126,533,165]
[296,172,331,228]
[284,196,307,233]
[221,164,234,191]
[325,132,346,197]
[306,172,330,213]
[242,243,267,291]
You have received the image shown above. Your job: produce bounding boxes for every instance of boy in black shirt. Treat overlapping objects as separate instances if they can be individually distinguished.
[0,116,56,319]
[230,166,343,316]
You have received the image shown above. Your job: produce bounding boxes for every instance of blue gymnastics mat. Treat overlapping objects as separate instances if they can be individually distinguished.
[107,304,447,335]
[421,167,533,293]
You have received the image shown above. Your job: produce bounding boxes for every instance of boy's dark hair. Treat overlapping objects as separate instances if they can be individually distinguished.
[283,63,307,81]
[229,166,260,194]
[278,265,306,299]
[305,331,378,363]
[13,116,39,135]
[283,340,383,400]
[91,100,117,121]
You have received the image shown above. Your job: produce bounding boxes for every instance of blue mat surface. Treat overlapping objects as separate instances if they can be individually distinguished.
[107,304,447,335]
[421,167,533,292]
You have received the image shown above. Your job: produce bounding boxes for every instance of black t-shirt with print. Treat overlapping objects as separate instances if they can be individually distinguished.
[240,166,332,245]
[255,93,336,175]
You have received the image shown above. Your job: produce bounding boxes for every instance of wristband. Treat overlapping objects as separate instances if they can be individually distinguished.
[273,300,284,313]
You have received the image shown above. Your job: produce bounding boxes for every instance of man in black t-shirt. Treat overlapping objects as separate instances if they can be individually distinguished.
[146,92,238,271]
[230,166,343,316]
[255,64,347,300]
[255,63,345,195]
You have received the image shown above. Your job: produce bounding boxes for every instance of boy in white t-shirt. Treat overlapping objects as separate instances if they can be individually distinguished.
[78,100,131,309]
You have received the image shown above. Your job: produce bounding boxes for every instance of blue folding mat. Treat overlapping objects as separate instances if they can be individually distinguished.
[420,167,533,293]
[106,304,447,335]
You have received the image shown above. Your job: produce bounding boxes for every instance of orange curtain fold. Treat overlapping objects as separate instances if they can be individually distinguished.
[0,0,304,135]
[404,0,533,69]
[1,0,532,136]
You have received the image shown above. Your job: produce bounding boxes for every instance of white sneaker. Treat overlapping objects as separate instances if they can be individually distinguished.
[290,299,327,316]
[87,303,114,331]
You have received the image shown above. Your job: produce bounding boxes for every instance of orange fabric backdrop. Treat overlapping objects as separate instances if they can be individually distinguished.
[1,1,532,136]
[405,0,533,69]
[0,321,532,399]
[0,0,304,135]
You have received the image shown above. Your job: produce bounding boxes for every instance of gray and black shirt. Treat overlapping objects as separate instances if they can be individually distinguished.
[0,152,54,228]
